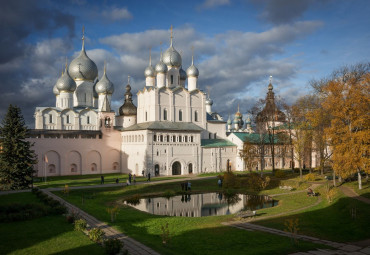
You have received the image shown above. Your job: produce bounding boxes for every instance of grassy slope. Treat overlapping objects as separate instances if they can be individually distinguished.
[55,179,326,255]
[254,185,370,242]
[0,193,104,255]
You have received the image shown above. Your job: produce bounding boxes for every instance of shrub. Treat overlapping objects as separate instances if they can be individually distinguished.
[106,206,120,223]
[66,209,80,224]
[0,203,48,222]
[284,218,300,245]
[89,227,104,243]
[247,173,271,191]
[275,170,287,178]
[74,218,87,231]
[304,173,316,182]
[126,194,141,206]
[323,184,337,203]
[160,223,170,245]
[163,190,176,199]
[104,238,123,255]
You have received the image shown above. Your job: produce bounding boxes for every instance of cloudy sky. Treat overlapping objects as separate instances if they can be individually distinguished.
[0,0,369,127]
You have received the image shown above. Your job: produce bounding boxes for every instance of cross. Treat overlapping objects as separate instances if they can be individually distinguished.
[82,26,85,41]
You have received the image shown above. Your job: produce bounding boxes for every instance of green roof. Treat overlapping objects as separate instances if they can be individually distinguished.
[201,139,236,148]
[232,132,288,144]
[118,121,203,132]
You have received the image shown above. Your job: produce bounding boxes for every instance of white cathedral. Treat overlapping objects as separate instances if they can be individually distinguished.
[28,28,317,177]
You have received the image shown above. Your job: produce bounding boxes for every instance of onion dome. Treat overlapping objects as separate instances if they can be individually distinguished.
[268,75,273,90]
[179,67,187,80]
[227,116,232,125]
[245,117,251,125]
[162,26,182,68]
[53,84,60,96]
[205,98,213,106]
[155,51,167,73]
[95,65,114,94]
[68,31,98,81]
[235,104,242,119]
[144,49,156,77]
[163,46,182,68]
[119,82,137,116]
[186,54,199,77]
[56,65,77,92]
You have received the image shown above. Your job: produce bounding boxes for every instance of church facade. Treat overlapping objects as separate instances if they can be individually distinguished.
[28,29,237,177]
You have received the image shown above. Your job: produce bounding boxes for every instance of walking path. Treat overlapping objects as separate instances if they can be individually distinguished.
[339,186,370,204]
[43,189,160,255]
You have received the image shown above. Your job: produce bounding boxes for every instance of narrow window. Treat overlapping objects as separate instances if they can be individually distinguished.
[173,135,176,142]
[190,136,193,142]
[87,116,90,124]
[167,135,169,142]
[209,133,212,139]
[84,93,87,102]
[145,111,148,121]
[179,110,182,121]
[164,109,167,120]
[154,135,157,142]
[171,75,173,84]
[185,136,188,142]
[160,135,163,142]
[66,115,70,124]
[194,111,198,122]
[49,114,53,123]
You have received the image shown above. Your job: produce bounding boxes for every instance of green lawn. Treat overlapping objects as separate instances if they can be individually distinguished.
[0,192,104,255]
[34,173,184,189]
[54,178,328,255]
[254,186,370,242]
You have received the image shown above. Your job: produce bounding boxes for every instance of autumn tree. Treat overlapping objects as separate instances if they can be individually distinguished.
[304,93,332,176]
[291,95,314,179]
[239,140,258,172]
[321,63,370,189]
[0,105,37,190]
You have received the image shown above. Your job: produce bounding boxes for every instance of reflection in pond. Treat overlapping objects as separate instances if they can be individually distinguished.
[123,193,277,217]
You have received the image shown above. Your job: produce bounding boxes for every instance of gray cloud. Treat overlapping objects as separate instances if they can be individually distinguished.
[198,0,231,10]
[250,0,314,25]
[102,7,133,21]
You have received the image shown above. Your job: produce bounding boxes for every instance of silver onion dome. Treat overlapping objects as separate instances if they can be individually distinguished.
[53,84,60,95]
[187,64,199,77]
[56,67,77,92]
[179,67,187,80]
[68,36,98,81]
[145,65,156,77]
[205,98,213,105]
[95,67,114,94]
[155,54,168,73]
[163,46,182,68]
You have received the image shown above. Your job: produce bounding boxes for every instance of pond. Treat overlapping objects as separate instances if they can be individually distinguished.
[124,192,277,217]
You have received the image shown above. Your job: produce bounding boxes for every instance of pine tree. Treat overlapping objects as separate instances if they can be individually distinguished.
[0,105,37,190]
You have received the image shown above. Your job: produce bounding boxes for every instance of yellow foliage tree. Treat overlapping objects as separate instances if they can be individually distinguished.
[322,66,369,189]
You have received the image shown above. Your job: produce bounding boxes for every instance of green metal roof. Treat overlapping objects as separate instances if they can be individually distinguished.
[201,139,236,148]
[232,132,288,144]
[118,121,203,132]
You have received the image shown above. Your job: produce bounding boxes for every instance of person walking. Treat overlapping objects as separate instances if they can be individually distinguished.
[142,170,145,177]
[218,178,222,187]
[101,175,104,184]
[147,172,151,182]
[128,173,132,184]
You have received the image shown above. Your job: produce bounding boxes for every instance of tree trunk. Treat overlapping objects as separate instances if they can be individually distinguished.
[299,168,302,179]
[333,170,336,187]
[358,168,362,190]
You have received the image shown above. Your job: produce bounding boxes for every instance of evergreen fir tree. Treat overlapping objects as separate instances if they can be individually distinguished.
[0,104,37,190]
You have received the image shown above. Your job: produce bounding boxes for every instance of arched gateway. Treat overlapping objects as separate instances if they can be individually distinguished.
[172,161,181,175]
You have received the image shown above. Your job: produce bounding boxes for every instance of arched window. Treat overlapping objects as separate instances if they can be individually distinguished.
[87,116,90,124]
[145,111,148,121]
[91,163,97,171]
[70,164,77,172]
[153,135,157,142]
[163,109,167,121]
[66,115,70,124]
[171,75,174,84]
[179,110,183,121]
[179,135,182,142]
[194,111,198,122]
[173,135,176,142]
[105,117,111,127]
[190,136,193,142]
[185,136,188,142]
[112,162,119,170]
[160,135,163,142]
[49,114,53,124]
[48,164,56,173]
